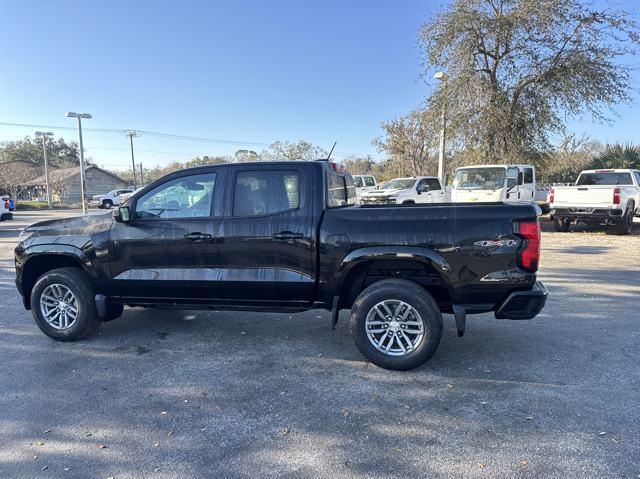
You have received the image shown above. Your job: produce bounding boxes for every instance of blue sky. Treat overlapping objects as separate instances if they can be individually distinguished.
[1,0,639,172]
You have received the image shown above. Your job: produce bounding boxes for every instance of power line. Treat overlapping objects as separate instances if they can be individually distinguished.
[0,120,387,160]
[0,121,270,146]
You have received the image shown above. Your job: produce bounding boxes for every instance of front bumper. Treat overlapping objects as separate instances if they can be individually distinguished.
[551,207,623,221]
[495,281,548,320]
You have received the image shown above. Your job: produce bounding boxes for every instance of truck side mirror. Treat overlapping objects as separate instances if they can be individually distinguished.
[113,205,131,223]
[417,184,430,194]
[517,172,524,185]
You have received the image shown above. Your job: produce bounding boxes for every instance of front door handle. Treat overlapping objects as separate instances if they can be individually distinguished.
[184,232,212,241]
[273,231,304,240]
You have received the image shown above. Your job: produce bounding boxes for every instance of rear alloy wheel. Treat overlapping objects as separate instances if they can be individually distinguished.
[553,217,571,232]
[102,199,113,209]
[31,267,101,341]
[350,279,442,370]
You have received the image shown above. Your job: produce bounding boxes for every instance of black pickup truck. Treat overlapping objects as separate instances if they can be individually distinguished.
[15,160,547,370]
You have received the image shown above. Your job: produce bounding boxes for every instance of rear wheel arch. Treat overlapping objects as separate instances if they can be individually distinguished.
[336,256,453,311]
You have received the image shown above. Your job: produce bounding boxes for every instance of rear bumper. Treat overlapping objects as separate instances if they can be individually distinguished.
[495,281,548,320]
[551,207,623,221]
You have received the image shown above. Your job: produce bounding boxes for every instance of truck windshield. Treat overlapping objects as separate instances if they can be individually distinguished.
[454,167,506,190]
[381,179,416,190]
[576,172,633,186]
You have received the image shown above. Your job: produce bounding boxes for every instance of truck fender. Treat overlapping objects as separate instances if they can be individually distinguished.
[21,244,93,270]
[332,246,454,310]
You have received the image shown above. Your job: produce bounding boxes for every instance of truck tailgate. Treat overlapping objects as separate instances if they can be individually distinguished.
[553,186,614,206]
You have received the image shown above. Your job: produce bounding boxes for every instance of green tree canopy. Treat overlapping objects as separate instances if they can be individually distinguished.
[0,136,80,166]
[420,0,639,164]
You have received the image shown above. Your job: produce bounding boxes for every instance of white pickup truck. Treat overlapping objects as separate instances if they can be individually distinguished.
[360,176,446,205]
[91,188,134,209]
[550,169,640,235]
[351,175,378,200]
[451,164,537,205]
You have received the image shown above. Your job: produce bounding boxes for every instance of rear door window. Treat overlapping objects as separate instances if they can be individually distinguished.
[232,170,300,216]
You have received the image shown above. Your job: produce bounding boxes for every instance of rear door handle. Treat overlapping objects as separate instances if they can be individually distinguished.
[273,231,303,240]
[184,232,212,241]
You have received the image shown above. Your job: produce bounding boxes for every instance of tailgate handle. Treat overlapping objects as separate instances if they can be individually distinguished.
[184,232,212,241]
[273,231,303,240]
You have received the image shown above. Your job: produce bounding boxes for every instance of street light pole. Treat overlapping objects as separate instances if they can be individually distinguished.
[434,71,447,186]
[66,112,92,214]
[126,131,140,188]
[35,131,54,209]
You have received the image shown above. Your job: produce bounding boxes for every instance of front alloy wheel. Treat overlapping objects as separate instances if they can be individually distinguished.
[40,284,79,330]
[31,267,101,341]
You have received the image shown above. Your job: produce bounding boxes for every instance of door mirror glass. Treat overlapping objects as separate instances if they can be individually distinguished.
[517,171,524,185]
[114,205,131,223]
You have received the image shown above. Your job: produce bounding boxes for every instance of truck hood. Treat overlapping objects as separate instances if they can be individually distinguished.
[24,212,113,237]
[364,188,405,197]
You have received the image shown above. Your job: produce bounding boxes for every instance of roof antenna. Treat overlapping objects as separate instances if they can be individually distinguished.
[326,141,337,161]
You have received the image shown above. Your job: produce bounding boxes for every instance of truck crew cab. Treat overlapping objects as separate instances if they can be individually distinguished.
[452,164,537,205]
[15,160,547,370]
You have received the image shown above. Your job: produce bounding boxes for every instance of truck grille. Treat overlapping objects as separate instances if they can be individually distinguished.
[361,197,396,205]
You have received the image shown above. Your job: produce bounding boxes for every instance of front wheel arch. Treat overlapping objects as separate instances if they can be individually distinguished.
[21,254,88,309]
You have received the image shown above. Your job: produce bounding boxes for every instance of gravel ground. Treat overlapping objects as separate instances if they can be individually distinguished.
[0,210,639,479]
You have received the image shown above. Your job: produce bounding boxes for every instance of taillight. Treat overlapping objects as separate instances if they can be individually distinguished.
[515,221,540,272]
[3,199,8,209]
[329,162,345,173]
[613,187,621,205]
[549,188,554,204]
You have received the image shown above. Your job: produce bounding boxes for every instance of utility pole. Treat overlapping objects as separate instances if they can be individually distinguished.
[434,71,447,185]
[35,131,54,208]
[66,112,92,214]
[139,163,143,186]
[126,131,140,188]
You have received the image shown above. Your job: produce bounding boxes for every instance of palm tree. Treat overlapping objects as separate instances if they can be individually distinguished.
[589,143,640,169]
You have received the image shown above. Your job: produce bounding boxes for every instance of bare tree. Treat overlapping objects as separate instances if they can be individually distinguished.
[373,110,439,176]
[0,162,38,198]
[539,134,602,184]
[262,141,327,161]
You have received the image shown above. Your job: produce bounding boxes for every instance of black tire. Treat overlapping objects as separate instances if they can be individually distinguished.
[612,205,633,235]
[402,200,415,204]
[553,217,571,232]
[102,199,113,209]
[30,267,101,341]
[349,278,443,371]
